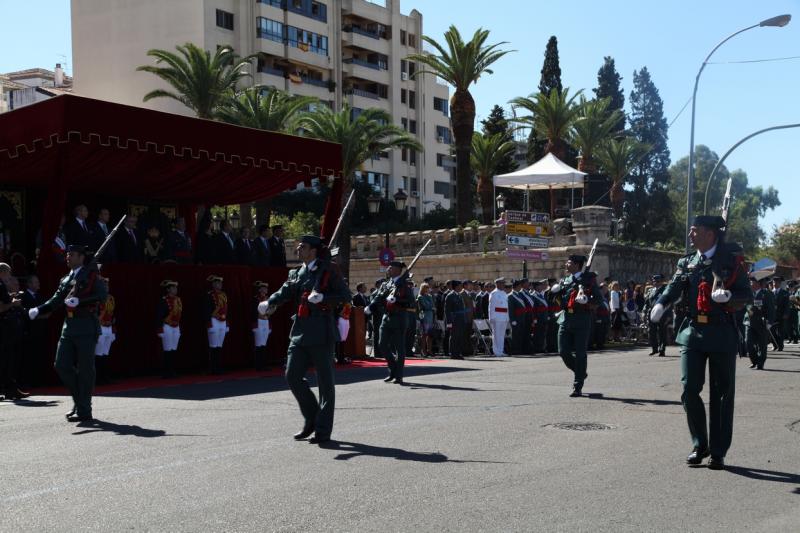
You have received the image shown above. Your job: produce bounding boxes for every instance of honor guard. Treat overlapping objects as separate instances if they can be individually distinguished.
[644,275,671,357]
[252,281,272,370]
[507,280,528,355]
[364,261,414,382]
[262,235,351,444]
[203,275,229,374]
[650,215,751,470]
[530,279,550,353]
[29,245,108,422]
[487,278,509,356]
[744,276,774,370]
[552,255,602,397]
[94,274,116,384]
[157,280,182,378]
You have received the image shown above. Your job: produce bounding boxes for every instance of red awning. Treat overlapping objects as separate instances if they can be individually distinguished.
[0,94,342,203]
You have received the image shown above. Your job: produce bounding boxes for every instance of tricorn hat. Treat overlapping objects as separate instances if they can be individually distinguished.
[160,280,178,288]
[206,275,223,283]
[389,261,406,269]
[568,254,587,265]
[692,215,726,229]
[253,281,269,288]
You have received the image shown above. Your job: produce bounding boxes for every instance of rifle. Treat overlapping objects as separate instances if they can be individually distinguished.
[720,177,733,227]
[89,215,127,269]
[388,238,432,297]
[584,238,599,274]
[328,189,356,258]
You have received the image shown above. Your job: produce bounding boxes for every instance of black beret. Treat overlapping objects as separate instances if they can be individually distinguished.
[389,261,406,269]
[651,274,664,281]
[67,244,89,254]
[451,279,462,288]
[300,235,322,247]
[692,215,725,229]
[520,278,529,284]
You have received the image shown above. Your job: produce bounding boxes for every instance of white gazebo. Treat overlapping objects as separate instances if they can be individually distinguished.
[493,153,587,219]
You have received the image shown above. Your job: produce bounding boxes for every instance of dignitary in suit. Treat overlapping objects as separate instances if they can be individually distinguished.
[214,220,237,265]
[20,275,47,387]
[29,246,108,421]
[352,283,370,307]
[116,214,143,263]
[92,208,115,263]
[203,275,229,374]
[165,217,192,264]
[530,279,550,353]
[444,279,466,359]
[252,281,271,370]
[0,271,28,399]
[268,225,287,267]
[94,274,116,384]
[63,204,93,247]
[253,225,272,267]
[235,227,255,265]
[488,278,509,356]
[650,215,751,470]
[156,280,182,378]
[263,235,351,444]
[507,280,528,355]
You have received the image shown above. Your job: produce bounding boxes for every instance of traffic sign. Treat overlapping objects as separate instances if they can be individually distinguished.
[506,210,550,224]
[505,249,549,260]
[506,222,551,237]
[378,247,395,266]
[506,235,550,248]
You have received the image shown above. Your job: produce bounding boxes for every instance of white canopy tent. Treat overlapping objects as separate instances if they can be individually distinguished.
[493,153,587,218]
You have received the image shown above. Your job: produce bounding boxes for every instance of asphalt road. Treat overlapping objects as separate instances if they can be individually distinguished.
[1,343,799,532]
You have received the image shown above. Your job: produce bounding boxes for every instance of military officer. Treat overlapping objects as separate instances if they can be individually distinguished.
[252,281,271,370]
[487,278,509,357]
[94,274,116,384]
[744,275,774,370]
[29,245,108,421]
[644,274,671,357]
[772,276,789,351]
[203,275,228,374]
[444,279,466,359]
[369,278,386,357]
[262,235,350,444]
[507,280,528,355]
[364,261,414,383]
[650,215,751,470]
[552,255,602,397]
[157,280,182,378]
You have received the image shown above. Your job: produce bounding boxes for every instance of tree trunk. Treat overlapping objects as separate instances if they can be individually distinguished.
[476,173,495,225]
[610,178,624,218]
[450,90,477,226]
[545,138,568,161]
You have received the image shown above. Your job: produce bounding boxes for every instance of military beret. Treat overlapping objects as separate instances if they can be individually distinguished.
[568,255,587,265]
[461,279,471,285]
[206,275,223,283]
[520,277,529,284]
[451,279,462,288]
[494,277,506,284]
[160,280,178,288]
[692,215,725,229]
[651,274,664,281]
[512,279,523,288]
[389,261,406,268]
[67,244,89,254]
[300,235,322,247]
[253,281,269,288]
[534,279,547,287]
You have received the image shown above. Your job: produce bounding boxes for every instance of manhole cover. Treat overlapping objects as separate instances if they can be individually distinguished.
[788,420,800,434]
[543,422,615,431]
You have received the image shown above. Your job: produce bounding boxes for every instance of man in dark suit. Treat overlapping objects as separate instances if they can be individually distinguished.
[235,227,255,265]
[252,224,271,267]
[116,214,143,263]
[214,220,237,265]
[20,274,47,387]
[165,217,193,264]
[353,283,370,307]
[63,204,93,247]
[268,225,287,267]
[92,207,115,263]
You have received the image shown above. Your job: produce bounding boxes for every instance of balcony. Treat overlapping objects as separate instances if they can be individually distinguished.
[342,58,390,85]
[343,57,381,70]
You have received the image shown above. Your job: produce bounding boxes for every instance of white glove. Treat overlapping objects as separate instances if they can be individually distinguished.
[575,294,588,305]
[307,290,323,304]
[711,289,732,303]
[257,301,270,315]
[511,321,517,326]
[363,306,372,316]
[28,307,39,320]
[265,305,277,317]
[65,297,79,308]
[649,303,665,323]
[550,284,561,294]
[157,333,164,338]
[386,295,396,304]
[338,317,350,342]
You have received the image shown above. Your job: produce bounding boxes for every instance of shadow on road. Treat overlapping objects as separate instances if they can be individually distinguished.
[585,392,682,406]
[405,382,487,392]
[323,440,509,464]
[8,399,60,407]
[71,419,188,438]
[760,368,800,373]
[725,465,800,494]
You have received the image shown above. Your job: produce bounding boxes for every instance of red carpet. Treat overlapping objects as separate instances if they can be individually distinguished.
[31,358,439,396]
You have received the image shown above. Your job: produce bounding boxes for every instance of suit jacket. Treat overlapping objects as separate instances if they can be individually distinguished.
[116,227,144,263]
[353,292,369,307]
[165,230,192,264]
[91,221,115,262]
[252,237,271,267]
[268,236,287,267]
[214,233,236,265]
[235,237,255,265]
[63,218,93,247]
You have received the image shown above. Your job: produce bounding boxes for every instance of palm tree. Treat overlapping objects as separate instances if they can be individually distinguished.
[408,26,512,226]
[216,86,318,132]
[570,96,623,174]
[297,104,422,278]
[510,88,582,161]
[137,43,254,119]
[471,132,516,224]
[596,137,650,218]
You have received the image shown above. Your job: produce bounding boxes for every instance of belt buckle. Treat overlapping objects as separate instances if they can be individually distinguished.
[697,314,708,324]
[568,309,574,314]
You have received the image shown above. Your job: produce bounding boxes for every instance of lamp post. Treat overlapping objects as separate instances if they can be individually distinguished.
[230,210,241,230]
[685,13,790,252]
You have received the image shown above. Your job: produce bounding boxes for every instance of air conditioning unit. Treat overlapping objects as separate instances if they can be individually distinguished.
[410,191,419,198]
[401,72,408,81]
[437,136,444,143]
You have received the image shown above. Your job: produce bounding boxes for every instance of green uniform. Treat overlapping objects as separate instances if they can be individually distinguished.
[774,287,789,350]
[267,258,350,440]
[367,276,413,379]
[444,289,466,357]
[38,266,108,419]
[657,243,751,458]
[743,287,774,369]
[644,285,671,355]
[507,291,527,355]
[556,272,602,390]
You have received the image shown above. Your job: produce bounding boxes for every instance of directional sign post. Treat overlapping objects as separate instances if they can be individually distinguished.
[506,235,550,248]
[506,210,550,224]
[505,249,549,260]
[506,222,550,237]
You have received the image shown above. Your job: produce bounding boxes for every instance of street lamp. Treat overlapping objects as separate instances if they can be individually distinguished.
[496,193,506,211]
[367,192,382,215]
[394,188,408,211]
[230,211,240,230]
[685,13,791,252]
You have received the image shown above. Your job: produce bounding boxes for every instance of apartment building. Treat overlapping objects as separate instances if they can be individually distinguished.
[71,0,455,217]
[0,65,72,112]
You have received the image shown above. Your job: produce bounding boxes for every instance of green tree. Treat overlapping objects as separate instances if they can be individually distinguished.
[471,132,517,224]
[408,26,512,226]
[510,88,582,162]
[596,137,650,219]
[216,86,317,131]
[626,67,672,243]
[526,36,564,165]
[136,43,254,119]
[668,145,780,255]
[767,221,800,265]
[480,105,518,175]
[269,212,323,240]
[297,104,421,278]
[570,96,622,174]
[592,56,625,134]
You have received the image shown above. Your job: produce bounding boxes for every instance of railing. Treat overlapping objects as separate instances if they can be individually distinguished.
[346,88,380,100]
[256,30,284,44]
[343,57,383,70]
[304,77,329,88]
[259,66,285,77]
[345,25,381,39]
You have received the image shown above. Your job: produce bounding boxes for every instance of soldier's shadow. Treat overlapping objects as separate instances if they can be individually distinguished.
[405,382,487,392]
[9,399,60,407]
[324,440,509,464]
[724,465,800,494]
[71,419,185,438]
[585,393,682,406]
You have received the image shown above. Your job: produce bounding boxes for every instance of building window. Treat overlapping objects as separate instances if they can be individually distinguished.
[436,153,448,167]
[400,89,407,104]
[410,150,417,166]
[402,176,408,190]
[377,84,388,99]
[256,17,284,42]
[408,33,417,47]
[410,206,417,219]
[286,25,328,55]
[310,1,327,22]
[401,118,408,130]
[216,9,234,30]
[434,180,451,199]
[408,62,416,77]
[400,30,407,45]
[409,90,416,109]
[400,59,407,73]
[410,177,418,192]
[436,125,452,144]
[433,97,449,116]
[409,120,417,134]
[401,148,407,162]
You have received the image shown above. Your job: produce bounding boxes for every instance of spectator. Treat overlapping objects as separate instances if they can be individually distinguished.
[353,283,369,307]
[143,226,166,263]
[63,204,92,247]
[195,212,215,265]
[0,267,28,399]
[116,214,143,263]
[609,281,623,342]
[92,207,116,262]
[214,220,236,265]
[235,227,255,265]
[252,224,271,267]
[166,217,192,264]
[20,274,46,387]
[268,225,287,267]
[417,283,435,357]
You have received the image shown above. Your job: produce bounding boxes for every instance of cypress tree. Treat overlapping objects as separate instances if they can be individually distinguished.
[593,56,625,134]
[481,105,518,175]
[527,36,563,165]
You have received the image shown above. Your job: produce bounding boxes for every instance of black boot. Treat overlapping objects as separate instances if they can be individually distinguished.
[163,350,176,378]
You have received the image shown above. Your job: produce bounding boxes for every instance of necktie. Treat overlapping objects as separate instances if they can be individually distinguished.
[129,229,137,245]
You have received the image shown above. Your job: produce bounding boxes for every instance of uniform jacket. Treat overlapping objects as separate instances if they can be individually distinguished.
[743,287,775,329]
[156,295,182,331]
[444,290,466,326]
[644,285,672,324]
[203,290,228,326]
[367,276,412,330]
[267,258,351,346]
[556,272,603,327]
[507,291,527,326]
[38,266,108,337]
[488,289,509,322]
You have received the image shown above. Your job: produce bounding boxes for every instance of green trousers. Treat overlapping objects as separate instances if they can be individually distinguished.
[558,322,590,388]
[285,342,336,439]
[379,326,406,379]
[54,332,99,418]
[680,347,736,458]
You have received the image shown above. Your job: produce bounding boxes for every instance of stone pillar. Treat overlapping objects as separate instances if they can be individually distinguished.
[571,206,612,245]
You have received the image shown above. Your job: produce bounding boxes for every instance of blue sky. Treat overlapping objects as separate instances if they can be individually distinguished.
[2,0,798,238]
